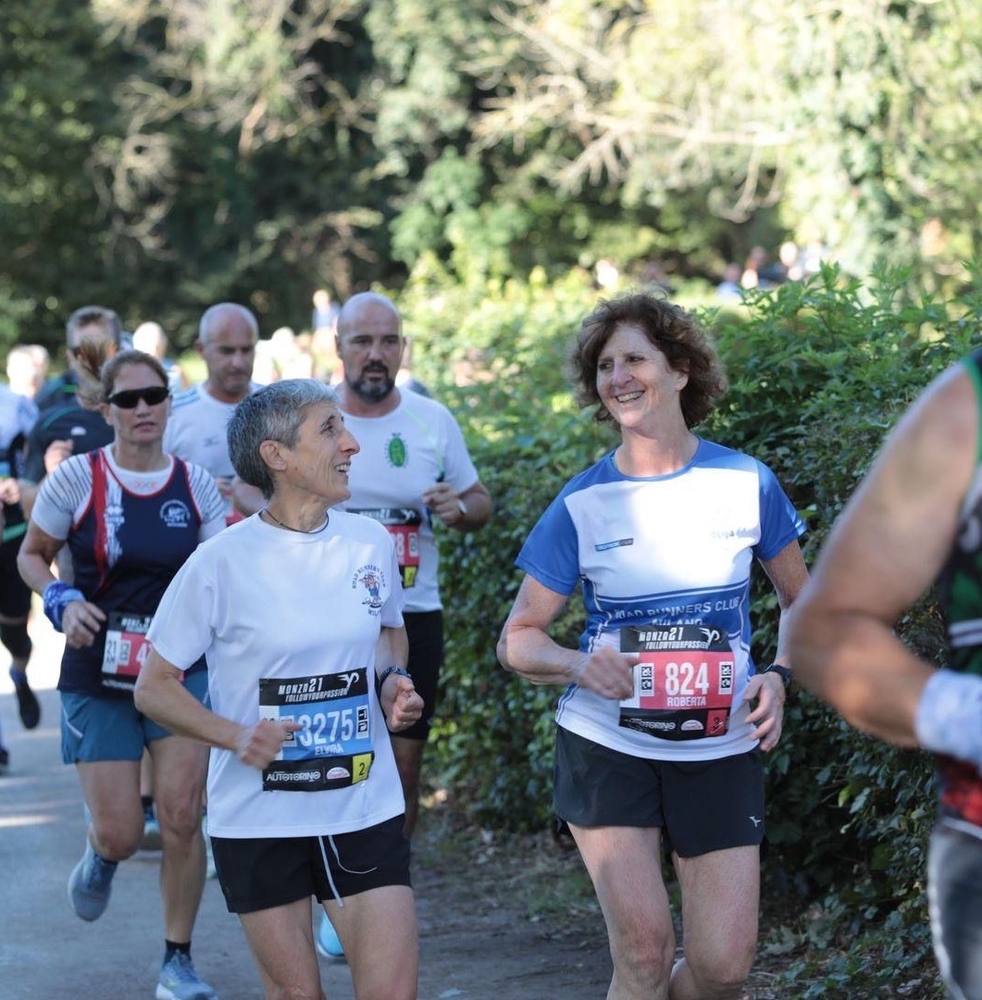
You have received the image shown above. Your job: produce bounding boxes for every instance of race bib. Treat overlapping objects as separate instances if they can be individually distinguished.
[101,612,153,690]
[258,668,374,791]
[350,507,421,587]
[618,624,735,741]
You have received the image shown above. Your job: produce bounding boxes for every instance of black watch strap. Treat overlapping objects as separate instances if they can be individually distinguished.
[376,665,410,700]
[764,663,793,692]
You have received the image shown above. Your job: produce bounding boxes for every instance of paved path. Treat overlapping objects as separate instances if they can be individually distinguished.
[0,613,612,999]
[0,614,280,998]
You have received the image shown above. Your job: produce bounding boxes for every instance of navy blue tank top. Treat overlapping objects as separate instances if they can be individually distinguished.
[59,449,205,697]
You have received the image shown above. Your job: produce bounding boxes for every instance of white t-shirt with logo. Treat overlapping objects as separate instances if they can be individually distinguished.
[146,510,407,838]
[517,439,805,762]
[339,390,479,612]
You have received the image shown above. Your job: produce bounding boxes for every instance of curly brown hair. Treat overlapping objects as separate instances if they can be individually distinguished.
[568,292,728,428]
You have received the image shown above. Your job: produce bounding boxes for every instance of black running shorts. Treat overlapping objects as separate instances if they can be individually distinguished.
[396,610,443,741]
[553,725,765,858]
[211,814,412,914]
[0,535,32,619]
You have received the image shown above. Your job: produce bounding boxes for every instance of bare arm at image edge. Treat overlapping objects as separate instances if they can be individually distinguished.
[789,364,978,746]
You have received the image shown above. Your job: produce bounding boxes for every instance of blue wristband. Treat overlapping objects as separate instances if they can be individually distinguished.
[42,580,86,633]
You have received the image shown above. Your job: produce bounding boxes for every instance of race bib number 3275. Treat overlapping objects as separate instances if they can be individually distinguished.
[618,624,735,741]
[259,669,374,791]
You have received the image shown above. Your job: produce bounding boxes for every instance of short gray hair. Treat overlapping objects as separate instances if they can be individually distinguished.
[228,379,339,499]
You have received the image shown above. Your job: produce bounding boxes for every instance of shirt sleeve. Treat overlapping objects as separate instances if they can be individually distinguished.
[754,459,806,561]
[515,489,582,596]
[440,407,480,495]
[186,462,228,541]
[147,552,216,670]
[30,455,93,541]
[22,422,47,484]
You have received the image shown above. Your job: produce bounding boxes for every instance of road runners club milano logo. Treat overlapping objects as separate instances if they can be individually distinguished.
[352,564,386,612]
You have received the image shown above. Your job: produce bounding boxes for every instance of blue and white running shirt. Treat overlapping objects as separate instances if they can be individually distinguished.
[516,438,805,761]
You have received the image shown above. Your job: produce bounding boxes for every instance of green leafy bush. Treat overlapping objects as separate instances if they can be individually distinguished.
[406,262,982,989]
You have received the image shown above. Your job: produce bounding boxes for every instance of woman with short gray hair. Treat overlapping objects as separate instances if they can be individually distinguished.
[136,378,423,1000]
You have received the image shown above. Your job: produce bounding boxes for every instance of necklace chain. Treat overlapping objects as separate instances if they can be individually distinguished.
[261,508,330,534]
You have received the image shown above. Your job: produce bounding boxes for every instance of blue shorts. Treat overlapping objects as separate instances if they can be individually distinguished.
[60,670,209,764]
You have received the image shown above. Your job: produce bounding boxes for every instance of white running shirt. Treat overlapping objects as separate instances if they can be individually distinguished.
[147,510,407,838]
[163,382,261,480]
[339,389,479,612]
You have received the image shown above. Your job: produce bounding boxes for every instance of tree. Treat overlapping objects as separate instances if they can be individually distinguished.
[0,1,132,349]
[463,1,982,287]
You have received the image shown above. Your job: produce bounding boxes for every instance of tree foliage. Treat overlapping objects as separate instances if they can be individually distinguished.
[424,263,977,994]
[5,1,982,354]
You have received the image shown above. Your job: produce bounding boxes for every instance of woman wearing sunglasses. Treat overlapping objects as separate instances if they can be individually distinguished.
[17,344,226,1000]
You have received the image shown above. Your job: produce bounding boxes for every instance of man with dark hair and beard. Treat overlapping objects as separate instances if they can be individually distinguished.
[314,290,492,957]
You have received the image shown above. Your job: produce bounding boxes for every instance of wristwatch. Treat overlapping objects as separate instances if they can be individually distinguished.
[764,663,793,693]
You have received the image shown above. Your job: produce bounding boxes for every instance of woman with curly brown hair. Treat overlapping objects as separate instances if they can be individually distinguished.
[498,291,808,999]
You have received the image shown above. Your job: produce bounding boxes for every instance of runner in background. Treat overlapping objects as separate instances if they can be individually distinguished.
[17,345,225,1000]
[0,375,39,769]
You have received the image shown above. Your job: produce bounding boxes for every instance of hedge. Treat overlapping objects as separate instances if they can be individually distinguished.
[398,261,982,990]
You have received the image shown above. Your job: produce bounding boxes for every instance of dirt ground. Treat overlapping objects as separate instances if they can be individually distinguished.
[1,614,612,1000]
[401,803,614,999]
[0,613,942,999]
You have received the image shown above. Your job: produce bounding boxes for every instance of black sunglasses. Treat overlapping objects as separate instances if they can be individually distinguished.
[107,386,170,409]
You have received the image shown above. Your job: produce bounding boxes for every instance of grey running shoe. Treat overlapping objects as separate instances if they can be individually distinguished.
[67,842,117,921]
[155,952,218,1000]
